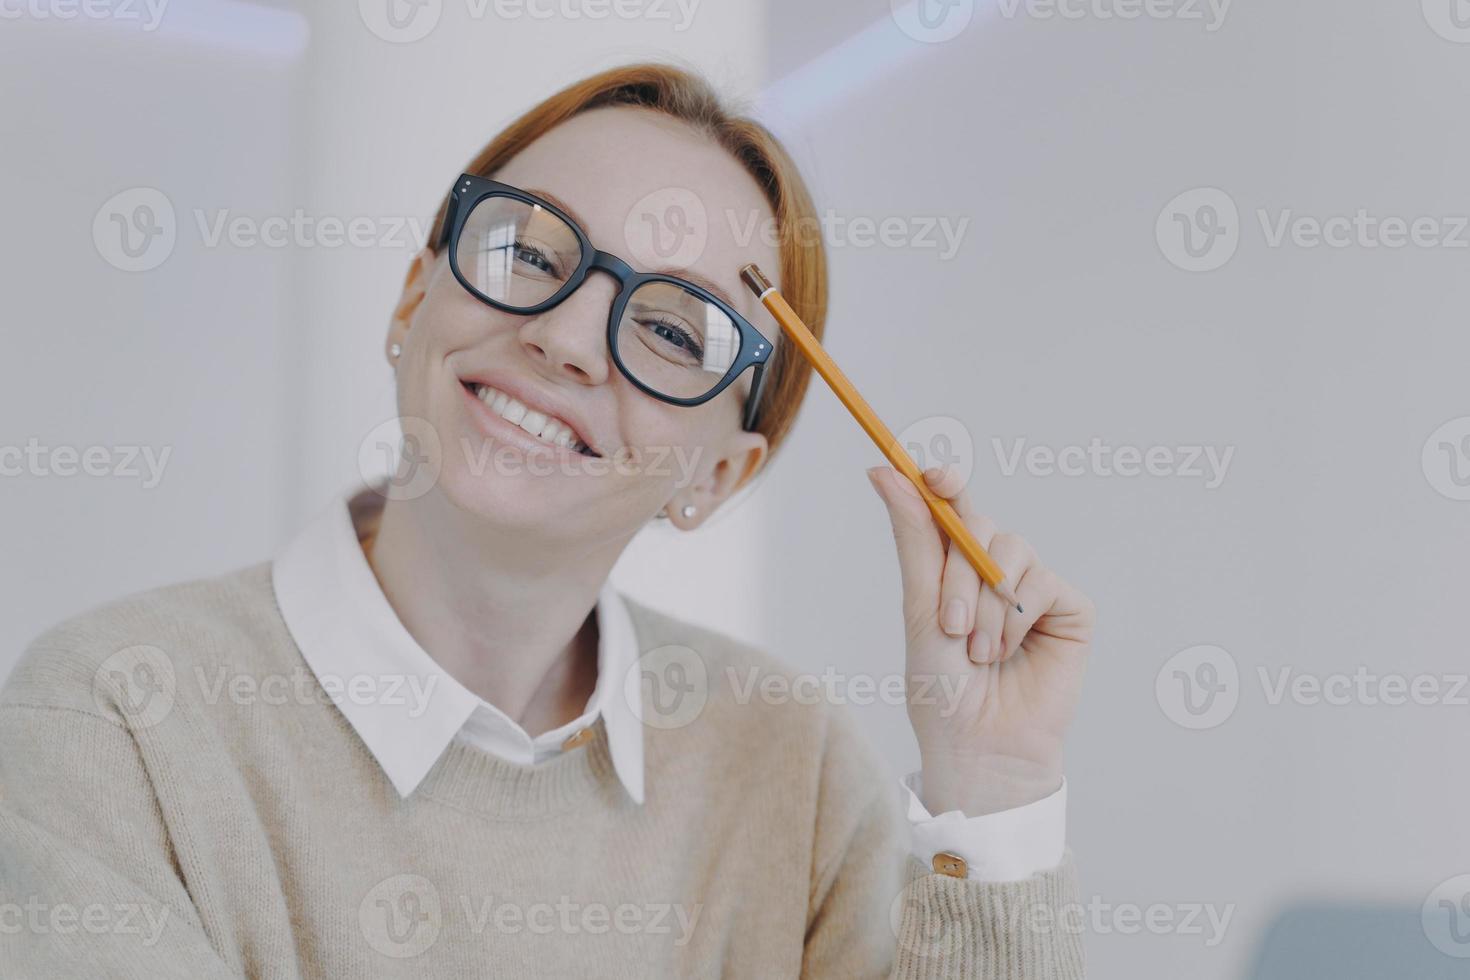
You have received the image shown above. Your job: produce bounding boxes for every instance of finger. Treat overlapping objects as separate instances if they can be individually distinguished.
[922,464,995,547]
[937,535,980,639]
[922,464,999,655]
[1030,573,1097,647]
[999,565,1056,662]
[923,466,988,640]
[971,532,1035,664]
[867,465,946,629]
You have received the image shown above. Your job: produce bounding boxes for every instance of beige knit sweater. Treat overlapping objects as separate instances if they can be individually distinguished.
[0,563,1084,979]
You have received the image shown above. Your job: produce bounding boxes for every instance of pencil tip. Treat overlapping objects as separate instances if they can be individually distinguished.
[1016,603,1024,614]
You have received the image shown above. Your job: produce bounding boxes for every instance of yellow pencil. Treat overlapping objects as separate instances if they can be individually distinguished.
[740,264,1023,613]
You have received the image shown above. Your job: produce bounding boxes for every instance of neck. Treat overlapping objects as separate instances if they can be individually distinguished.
[363,489,625,736]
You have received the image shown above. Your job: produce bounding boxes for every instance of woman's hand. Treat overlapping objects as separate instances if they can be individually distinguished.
[867,463,1095,817]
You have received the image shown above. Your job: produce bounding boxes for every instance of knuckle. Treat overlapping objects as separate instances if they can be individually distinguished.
[1078,592,1098,624]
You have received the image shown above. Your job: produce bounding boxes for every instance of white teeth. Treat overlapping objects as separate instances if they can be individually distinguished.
[472,384,589,454]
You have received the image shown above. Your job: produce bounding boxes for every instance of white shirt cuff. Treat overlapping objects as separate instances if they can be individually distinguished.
[899,771,1067,882]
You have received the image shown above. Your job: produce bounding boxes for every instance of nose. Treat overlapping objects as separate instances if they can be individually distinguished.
[517,272,618,386]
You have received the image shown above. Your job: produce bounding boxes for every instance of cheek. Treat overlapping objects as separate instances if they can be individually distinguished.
[615,400,722,490]
[416,281,502,350]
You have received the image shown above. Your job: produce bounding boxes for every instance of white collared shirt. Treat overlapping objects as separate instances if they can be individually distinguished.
[271,486,1065,881]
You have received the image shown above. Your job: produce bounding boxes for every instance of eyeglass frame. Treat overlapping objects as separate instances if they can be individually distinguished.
[436,173,775,432]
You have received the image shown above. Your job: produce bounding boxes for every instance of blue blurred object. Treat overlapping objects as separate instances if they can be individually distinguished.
[1248,903,1463,979]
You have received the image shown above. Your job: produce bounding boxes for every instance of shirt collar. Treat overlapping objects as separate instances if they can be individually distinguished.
[271,485,644,804]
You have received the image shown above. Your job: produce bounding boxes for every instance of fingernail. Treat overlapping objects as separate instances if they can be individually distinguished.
[971,631,994,664]
[941,598,968,635]
[925,466,944,483]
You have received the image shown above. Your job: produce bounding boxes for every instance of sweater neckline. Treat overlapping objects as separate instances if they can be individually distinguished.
[414,716,623,820]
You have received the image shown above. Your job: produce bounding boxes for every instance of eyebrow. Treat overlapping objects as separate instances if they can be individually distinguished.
[525,186,745,313]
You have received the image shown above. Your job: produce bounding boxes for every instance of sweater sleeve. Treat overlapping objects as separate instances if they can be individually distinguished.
[799,706,1086,980]
[0,699,243,980]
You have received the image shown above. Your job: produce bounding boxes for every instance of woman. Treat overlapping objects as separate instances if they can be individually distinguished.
[0,64,1094,978]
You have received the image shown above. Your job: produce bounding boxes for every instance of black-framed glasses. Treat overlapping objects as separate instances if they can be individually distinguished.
[437,173,774,431]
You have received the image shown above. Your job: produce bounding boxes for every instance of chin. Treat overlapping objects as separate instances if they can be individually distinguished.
[427,463,556,535]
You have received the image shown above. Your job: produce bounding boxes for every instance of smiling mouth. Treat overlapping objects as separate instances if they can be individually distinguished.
[462,382,600,457]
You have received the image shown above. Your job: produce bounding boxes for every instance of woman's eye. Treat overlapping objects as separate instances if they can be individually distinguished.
[646,319,704,361]
[511,240,556,276]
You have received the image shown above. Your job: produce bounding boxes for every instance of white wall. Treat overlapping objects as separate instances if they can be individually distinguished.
[0,2,306,666]
[752,1,1470,977]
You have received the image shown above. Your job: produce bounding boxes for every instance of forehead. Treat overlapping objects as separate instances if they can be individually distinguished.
[490,106,782,325]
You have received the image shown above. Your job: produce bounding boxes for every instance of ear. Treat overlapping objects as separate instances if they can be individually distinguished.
[664,430,769,529]
[386,246,435,364]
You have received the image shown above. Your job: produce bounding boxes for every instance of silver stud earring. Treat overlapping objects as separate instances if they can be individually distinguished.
[681,504,696,519]
[389,343,402,360]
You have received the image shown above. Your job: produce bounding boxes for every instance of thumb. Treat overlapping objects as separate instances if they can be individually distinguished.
[866,465,945,627]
